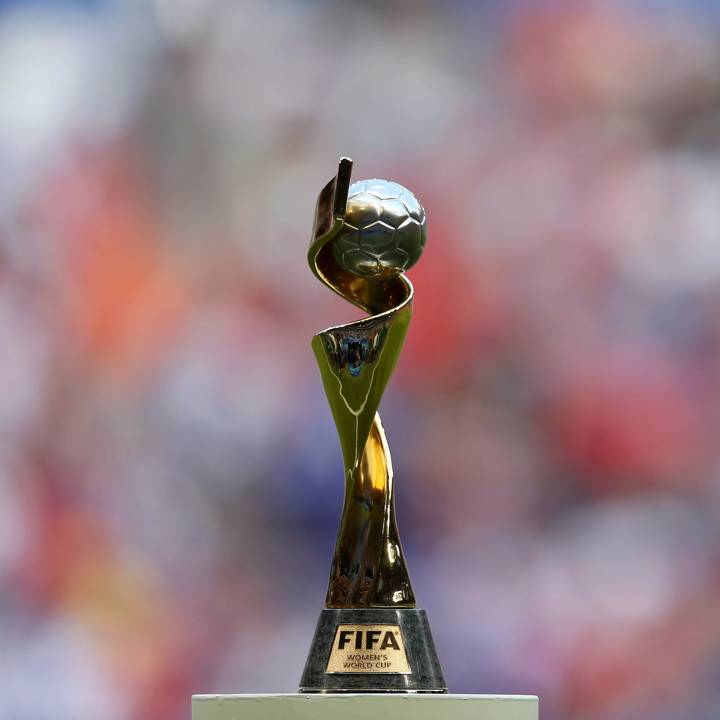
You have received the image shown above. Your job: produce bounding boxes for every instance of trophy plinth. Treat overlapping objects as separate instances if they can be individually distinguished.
[300,608,444,693]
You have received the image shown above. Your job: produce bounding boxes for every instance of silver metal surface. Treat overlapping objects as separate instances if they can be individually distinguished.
[331,179,427,279]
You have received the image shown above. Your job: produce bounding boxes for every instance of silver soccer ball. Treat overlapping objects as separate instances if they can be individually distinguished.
[332,179,427,279]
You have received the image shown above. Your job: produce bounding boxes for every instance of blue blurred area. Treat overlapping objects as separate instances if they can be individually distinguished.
[1,1,720,719]
[0,0,107,13]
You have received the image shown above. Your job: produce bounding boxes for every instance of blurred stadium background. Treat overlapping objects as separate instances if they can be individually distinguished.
[2,0,720,718]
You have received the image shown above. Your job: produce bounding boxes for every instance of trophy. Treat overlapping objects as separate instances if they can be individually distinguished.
[191,158,539,719]
[299,157,445,693]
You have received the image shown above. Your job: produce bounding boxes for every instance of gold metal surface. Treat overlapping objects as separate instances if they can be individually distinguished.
[325,625,411,674]
[309,158,427,608]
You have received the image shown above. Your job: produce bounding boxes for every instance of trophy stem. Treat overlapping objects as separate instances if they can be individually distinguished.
[326,414,415,608]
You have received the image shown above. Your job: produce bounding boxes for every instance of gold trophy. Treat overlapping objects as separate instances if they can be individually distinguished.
[300,158,446,693]
[192,158,539,719]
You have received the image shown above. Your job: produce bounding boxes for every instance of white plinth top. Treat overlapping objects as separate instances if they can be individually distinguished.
[192,694,538,720]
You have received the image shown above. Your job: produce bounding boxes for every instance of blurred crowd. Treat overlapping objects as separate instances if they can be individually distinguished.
[2,0,720,718]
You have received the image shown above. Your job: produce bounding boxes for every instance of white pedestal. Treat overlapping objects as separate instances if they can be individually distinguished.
[192,694,538,720]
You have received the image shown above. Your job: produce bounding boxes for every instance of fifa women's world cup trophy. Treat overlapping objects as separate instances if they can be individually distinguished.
[299,158,445,693]
[191,158,539,719]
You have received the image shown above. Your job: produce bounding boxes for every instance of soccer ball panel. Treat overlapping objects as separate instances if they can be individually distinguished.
[379,199,408,228]
[395,216,426,255]
[348,180,370,196]
[399,189,422,219]
[361,220,396,251]
[379,246,410,265]
[344,192,382,227]
[342,249,382,277]
[362,179,404,200]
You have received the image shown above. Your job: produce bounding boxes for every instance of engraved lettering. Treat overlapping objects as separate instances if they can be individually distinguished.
[338,630,353,650]
[327,625,411,675]
[380,631,400,650]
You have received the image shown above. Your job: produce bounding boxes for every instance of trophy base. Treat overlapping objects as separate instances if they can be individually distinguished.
[192,694,539,719]
[299,608,447,693]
